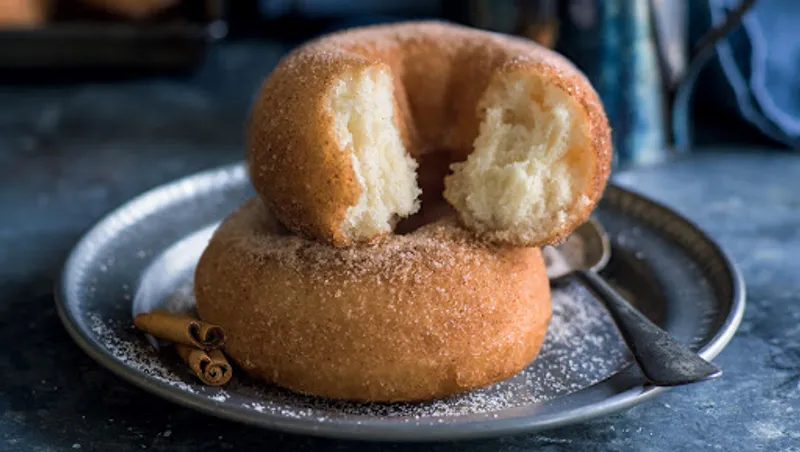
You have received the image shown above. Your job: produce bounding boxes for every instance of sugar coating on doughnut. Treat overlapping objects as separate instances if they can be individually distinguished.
[194,198,552,402]
[330,67,421,241]
[247,21,612,247]
[444,70,594,244]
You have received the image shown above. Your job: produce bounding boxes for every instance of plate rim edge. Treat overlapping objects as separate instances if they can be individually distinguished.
[53,162,747,442]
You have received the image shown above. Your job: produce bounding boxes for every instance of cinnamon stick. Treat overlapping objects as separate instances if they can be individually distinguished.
[175,344,233,386]
[134,309,225,350]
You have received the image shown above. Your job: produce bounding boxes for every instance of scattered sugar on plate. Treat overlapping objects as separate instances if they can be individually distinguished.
[210,391,230,403]
[247,402,266,413]
[87,277,630,422]
[88,314,197,394]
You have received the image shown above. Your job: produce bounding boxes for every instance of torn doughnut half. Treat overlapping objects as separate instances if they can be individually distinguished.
[247,21,611,247]
[443,67,601,246]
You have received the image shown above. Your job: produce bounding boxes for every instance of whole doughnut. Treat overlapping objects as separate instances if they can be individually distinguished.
[194,198,552,402]
[247,20,612,248]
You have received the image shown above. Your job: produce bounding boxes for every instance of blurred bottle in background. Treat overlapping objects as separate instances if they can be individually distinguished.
[556,0,685,169]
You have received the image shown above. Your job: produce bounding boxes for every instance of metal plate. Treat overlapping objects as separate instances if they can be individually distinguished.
[55,163,745,442]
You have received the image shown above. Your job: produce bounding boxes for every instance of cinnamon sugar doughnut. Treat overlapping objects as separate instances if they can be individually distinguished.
[194,198,552,402]
[247,20,612,248]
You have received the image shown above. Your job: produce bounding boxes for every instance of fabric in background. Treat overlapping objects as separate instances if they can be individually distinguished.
[691,0,799,148]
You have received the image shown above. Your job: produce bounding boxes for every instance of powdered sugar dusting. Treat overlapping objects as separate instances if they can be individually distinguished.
[210,391,230,402]
[87,278,630,421]
[88,313,198,394]
[218,198,531,291]
[222,283,629,419]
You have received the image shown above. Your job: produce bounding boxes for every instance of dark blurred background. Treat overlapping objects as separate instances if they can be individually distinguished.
[0,0,791,172]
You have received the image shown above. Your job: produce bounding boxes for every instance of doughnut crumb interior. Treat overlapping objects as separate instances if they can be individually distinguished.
[444,70,594,245]
[330,67,421,242]
[328,66,593,246]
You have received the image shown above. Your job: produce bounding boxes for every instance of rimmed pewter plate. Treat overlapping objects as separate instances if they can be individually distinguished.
[56,162,744,442]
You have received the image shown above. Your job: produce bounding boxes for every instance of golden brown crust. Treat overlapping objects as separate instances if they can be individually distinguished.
[247,20,612,248]
[528,59,612,247]
[194,198,552,402]
[248,53,369,246]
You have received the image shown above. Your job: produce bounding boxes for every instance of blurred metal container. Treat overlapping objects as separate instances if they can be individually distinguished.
[556,0,688,168]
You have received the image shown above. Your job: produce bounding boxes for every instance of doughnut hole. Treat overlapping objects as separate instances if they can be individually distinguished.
[395,152,462,235]
[330,67,421,242]
[444,70,594,244]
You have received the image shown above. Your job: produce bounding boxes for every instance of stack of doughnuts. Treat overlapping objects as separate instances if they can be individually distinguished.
[195,21,612,402]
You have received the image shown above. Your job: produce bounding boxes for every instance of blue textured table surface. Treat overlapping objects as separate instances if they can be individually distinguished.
[1,43,798,452]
